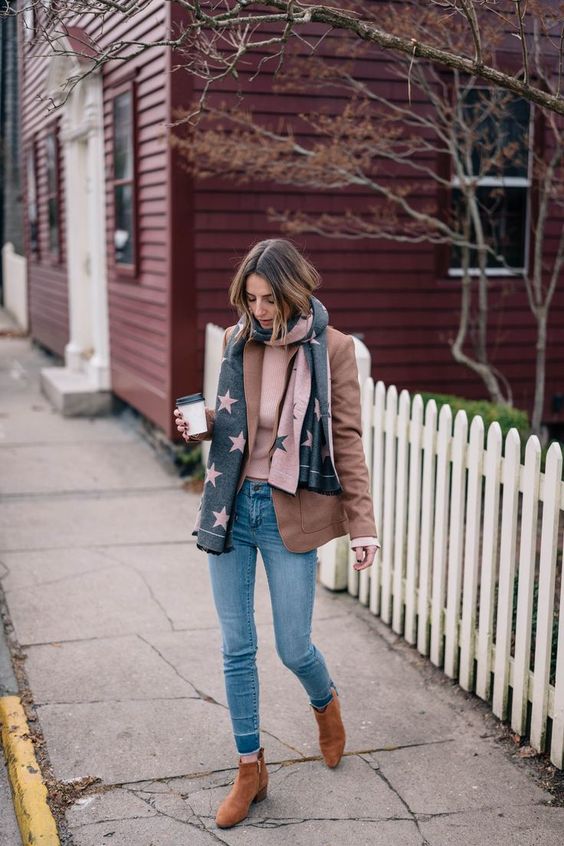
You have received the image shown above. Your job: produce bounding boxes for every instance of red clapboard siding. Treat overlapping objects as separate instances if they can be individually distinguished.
[19,3,564,437]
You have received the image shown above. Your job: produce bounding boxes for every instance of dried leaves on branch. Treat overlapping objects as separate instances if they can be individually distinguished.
[171,9,563,430]
[7,1,564,117]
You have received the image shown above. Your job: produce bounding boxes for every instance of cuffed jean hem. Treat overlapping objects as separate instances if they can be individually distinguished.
[309,680,338,710]
[235,733,261,755]
[239,746,262,757]
[310,691,334,709]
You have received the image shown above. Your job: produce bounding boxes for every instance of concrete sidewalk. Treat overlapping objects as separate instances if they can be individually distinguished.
[0,325,563,846]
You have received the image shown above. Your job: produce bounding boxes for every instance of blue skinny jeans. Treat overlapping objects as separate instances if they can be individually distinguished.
[207,478,337,755]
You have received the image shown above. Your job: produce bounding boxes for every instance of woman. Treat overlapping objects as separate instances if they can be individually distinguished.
[174,239,379,829]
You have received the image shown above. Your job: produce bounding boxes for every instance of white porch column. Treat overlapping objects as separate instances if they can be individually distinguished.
[61,104,92,374]
[84,73,110,390]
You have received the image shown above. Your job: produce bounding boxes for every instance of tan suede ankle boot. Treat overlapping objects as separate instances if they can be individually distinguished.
[311,687,346,768]
[215,747,268,828]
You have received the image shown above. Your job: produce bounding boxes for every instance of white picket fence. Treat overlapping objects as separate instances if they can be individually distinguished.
[201,324,564,768]
[331,378,564,769]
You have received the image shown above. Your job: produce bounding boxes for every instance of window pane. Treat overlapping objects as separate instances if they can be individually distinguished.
[502,97,530,178]
[114,184,134,265]
[45,133,59,254]
[48,197,59,253]
[113,91,133,180]
[450,186,527,271]
[27,148,39,254]
[459,89,530,178]
[46,133,57,195]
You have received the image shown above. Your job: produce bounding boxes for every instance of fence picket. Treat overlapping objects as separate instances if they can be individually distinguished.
[444,410,469,677]
[370,382,386,616]
[492,429,521,721]
[530,443,562,751]
[358,377,375,606]
[551,532,564,768]
[430,404,452,667]
[392,391,411,633]
[459,415,484,691]
[381,386,399,624]
[405,395,424,645]
[511,437,541,735]
[476,423,502,701]
[417,400,438,656]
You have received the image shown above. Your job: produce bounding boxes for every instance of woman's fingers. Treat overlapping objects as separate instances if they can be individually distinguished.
[173,409,194,442]
[352,545,378,570]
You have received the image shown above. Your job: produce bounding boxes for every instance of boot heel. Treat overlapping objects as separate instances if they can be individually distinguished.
[254,785,267,803]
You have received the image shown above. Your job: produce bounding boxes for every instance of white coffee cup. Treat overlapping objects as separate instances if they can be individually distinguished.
[176,392,207,436]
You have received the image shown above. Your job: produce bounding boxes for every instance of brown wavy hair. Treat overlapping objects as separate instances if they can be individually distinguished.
[229,239,321,344]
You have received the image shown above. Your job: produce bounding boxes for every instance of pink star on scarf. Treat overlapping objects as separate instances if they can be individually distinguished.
[229,431,246,453]
[301,430,313,448]
[314,398,321,421]
[321,443,331,462]
[212,506,230,530]
[217,390,238,414]
[205,463,223,487]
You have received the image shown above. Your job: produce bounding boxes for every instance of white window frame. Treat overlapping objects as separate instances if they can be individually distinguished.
[448,95,534,278]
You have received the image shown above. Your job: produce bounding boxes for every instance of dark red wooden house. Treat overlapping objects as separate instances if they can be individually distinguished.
[18,4,564,441]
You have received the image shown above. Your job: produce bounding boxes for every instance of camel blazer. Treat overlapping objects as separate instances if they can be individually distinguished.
[198,324,379,553]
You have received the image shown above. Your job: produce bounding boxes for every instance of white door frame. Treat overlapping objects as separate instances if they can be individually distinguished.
[45,52,110,391]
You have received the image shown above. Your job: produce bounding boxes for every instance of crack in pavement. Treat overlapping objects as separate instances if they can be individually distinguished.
[18,628,211,648]
[359,752,431,845]
[125,566,176,632]
[35,696,204,706]
[137,633,221,701]
[123,785,230,845]
[74,744,454,801]
[125,785,415,838]
[206,814,414,829]
[137,634,308,759]
[94,549,176,632]
[70,812,158,828]
[1,562,117,592]
[182,795,233,846]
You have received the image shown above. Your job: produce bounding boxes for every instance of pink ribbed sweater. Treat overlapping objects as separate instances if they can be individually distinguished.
[245,345,289,480]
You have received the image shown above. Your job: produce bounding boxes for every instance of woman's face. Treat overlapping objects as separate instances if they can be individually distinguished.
[245,273,286,328]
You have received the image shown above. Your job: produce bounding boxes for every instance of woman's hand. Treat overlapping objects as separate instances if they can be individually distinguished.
[352,545,378,571]
[174,407,213,443]
[174,407,194,442]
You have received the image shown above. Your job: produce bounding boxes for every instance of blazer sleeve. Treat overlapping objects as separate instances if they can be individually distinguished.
[329,334,379,541]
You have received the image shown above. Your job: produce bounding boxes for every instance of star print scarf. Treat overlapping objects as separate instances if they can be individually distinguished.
[193,295,342,555]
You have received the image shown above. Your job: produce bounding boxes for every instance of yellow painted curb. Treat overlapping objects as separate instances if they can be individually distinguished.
[0,695,60,845]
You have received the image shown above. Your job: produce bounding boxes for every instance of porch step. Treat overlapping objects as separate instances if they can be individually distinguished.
[40,366,115,417]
